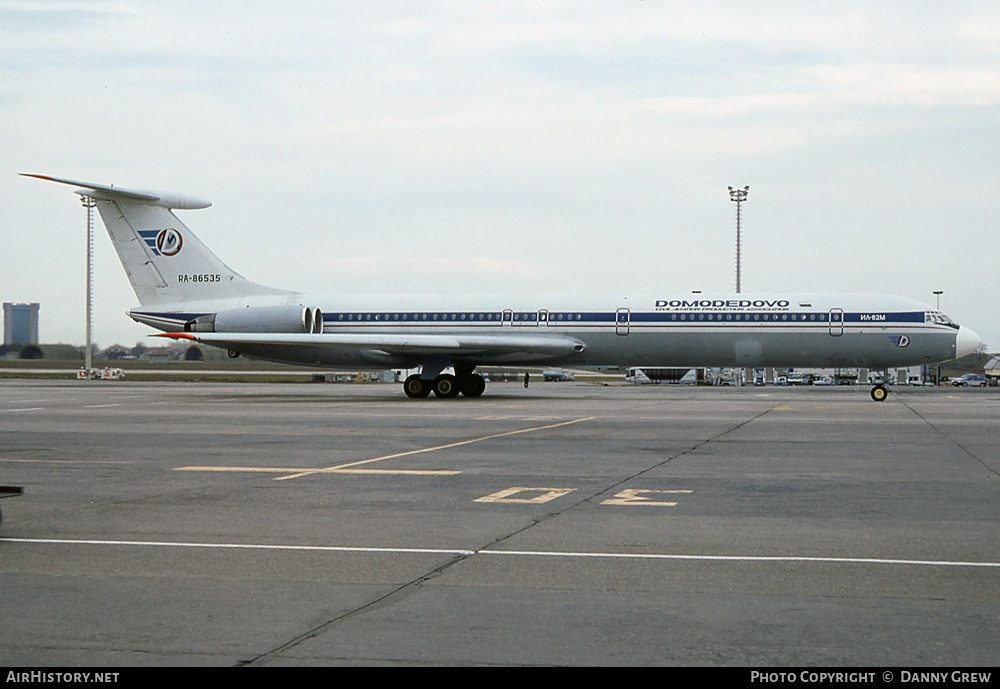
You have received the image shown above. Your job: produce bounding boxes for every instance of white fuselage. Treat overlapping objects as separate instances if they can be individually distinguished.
[131,291,973,370]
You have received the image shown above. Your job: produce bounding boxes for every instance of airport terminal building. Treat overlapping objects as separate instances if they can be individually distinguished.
[3,302,40,346]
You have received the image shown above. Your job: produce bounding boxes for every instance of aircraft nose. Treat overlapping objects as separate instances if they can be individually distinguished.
[955,326,981,358]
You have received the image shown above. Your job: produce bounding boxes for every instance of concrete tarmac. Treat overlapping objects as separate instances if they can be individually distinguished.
[1,379,998,666]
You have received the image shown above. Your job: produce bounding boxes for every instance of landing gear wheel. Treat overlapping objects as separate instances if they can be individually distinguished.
[403,374,432,398]
[870,384,888,402]
[433,374,461,399]
[460,373,487,398]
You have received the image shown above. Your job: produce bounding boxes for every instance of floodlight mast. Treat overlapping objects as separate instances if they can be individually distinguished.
[82,196,95,377]
[933,290,943,385]
[728,185,749,293]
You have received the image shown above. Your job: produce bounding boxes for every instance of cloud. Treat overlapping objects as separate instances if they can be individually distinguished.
[4,2,999,349]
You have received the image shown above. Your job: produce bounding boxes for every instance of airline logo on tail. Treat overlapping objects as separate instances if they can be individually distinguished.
[141,228,184,256]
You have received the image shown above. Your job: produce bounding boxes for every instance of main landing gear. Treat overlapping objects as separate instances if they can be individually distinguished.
[403,372,487,399]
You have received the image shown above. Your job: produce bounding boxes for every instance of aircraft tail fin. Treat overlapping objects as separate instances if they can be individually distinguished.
[23,174,293,305]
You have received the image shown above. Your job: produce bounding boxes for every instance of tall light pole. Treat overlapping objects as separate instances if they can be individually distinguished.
[728,186,749,293]
[82,196,96,378]
[932,290,943,385]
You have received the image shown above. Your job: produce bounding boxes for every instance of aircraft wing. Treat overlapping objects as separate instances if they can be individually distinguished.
[159,331,586,359]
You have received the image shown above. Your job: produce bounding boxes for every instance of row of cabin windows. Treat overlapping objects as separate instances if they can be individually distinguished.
[333,312,582,322]
[665,312,831,322]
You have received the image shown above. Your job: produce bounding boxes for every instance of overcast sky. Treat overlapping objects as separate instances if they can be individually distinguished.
[2,1,998,351]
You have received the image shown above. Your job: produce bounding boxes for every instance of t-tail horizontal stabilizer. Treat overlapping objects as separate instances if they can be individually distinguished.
[24,173,293,305]
[20,174,211,209]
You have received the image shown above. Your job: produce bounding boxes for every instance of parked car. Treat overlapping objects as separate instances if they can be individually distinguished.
[951,374,986,387]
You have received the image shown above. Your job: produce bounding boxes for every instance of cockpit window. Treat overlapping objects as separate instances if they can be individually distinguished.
[926,311,960,329]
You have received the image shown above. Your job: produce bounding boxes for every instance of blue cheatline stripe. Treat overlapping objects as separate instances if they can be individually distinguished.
[845,312,924,323]
[321,311,925,325]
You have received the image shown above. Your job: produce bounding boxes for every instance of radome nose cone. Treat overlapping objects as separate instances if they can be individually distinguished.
[956,326,981,358]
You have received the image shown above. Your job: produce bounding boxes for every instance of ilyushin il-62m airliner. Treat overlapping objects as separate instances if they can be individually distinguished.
[26,174,981,402]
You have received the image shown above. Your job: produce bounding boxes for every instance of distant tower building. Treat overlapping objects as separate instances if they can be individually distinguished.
[3,302,40,346]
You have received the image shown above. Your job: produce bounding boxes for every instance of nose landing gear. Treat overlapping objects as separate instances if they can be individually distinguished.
[870,383,889,402]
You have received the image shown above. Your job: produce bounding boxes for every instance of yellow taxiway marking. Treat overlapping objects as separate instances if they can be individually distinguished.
[176,466,458,476]
[273,416,596,481]
[474,487,576,504]
[176,416,596,481]
[772,405,792,410]
[601,488,693,506]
